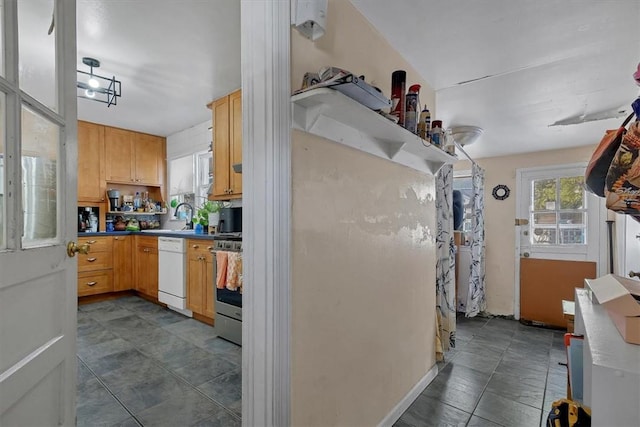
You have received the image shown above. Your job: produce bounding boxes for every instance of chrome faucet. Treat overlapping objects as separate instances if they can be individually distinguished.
[174,202,194,229]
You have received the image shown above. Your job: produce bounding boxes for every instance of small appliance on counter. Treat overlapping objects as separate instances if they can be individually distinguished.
[107,189,120,211]
[78,206,99,232]
[218,207,242,234]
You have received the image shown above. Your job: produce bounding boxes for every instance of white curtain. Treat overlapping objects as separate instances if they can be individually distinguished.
[435,164,456,360]
[466,163,486,317]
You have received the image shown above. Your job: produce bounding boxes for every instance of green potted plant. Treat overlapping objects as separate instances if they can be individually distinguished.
[192,201,224,233]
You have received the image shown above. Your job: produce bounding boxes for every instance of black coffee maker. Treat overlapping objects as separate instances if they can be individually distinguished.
[107,189,120,211]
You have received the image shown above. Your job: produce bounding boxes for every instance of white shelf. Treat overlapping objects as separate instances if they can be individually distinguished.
[107,210,167,216]
[291,88,457,174]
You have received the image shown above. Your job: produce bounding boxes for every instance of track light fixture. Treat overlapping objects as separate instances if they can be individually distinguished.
[76,57,121,107]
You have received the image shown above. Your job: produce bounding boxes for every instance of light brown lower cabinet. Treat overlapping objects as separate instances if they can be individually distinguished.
[135,236,158,299]
[77,236,113,296]
[186,239,215,320]
[112,235,133,291]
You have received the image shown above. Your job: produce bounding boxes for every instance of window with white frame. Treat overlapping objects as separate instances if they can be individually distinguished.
[169,150,212,219]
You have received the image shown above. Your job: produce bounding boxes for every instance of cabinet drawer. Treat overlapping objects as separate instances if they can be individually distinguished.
[78,236,112,253]
[77,271,113,296]
[78,252,113,272]
[186,239,215,257]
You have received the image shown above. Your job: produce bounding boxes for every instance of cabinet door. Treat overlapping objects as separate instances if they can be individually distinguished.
[187,253,205,315]
[204,253,215,319]
[105,127,135,183]
[135,236,158,298]
[146,247,159,299]
[135,133,164,185]
[77,121,106,202]
[113,235,133,291]
[229,90,242,196]
[212,96,230,197]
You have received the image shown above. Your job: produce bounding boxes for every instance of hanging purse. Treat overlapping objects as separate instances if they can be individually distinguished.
[604,119,640,213]
[585,112,635,197]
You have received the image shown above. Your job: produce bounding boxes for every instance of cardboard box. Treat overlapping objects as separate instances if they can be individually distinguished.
[587,274,640,345]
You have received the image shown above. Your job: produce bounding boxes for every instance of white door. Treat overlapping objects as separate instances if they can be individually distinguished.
[515,164,605,322]
[0,0,78,425]
[614,214,640,280]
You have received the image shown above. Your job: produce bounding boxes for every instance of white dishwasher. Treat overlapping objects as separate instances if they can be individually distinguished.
[158,237,192,316]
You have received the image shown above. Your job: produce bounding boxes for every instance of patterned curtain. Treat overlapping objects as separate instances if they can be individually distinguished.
[435,164,456,360]
[465,163,486,317]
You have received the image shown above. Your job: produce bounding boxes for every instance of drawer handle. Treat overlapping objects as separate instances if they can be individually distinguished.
[86,281,97,286]
[192,244,199,249]
[87,240,96,244]
[87,257,97,262]
[207,246,213,250]
[114,237,120,240]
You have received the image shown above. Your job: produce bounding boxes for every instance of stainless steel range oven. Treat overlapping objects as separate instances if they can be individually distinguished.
[212,236,242,346]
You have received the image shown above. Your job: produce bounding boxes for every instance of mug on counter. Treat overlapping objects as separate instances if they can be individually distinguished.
[106,220,114,232]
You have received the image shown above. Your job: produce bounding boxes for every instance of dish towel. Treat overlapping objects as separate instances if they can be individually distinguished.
[216,251,229,289]
[226,252,243,292]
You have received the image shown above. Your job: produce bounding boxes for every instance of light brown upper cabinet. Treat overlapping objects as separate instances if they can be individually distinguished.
[210,89,242,199]
[104,126,165,186]
[77,121,106,203]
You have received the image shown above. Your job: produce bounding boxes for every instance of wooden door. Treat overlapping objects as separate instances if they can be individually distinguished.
[113,235,133,291]
[135,133,164,185]
[105,127,135,183]
[0,1,78,424]
[77,121,105,202]
[212,95,230,197]
[517,165,602,327]
[229,90,242,196]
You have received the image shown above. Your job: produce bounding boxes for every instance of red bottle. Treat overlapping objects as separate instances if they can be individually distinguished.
[391,70,406,126]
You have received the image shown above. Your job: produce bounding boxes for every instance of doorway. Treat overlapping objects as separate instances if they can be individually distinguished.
[515,164,604,327]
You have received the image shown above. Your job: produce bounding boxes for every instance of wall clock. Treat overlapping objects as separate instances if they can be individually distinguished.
[492,184,510,200]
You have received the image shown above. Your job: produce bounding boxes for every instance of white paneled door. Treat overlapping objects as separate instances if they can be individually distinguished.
[0,0,78,425]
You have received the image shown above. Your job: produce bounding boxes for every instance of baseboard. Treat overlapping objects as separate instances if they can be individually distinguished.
[377,364,439,427]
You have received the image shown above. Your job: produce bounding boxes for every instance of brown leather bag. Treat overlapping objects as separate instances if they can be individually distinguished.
[585,112,635,197]
[605,120,640,213]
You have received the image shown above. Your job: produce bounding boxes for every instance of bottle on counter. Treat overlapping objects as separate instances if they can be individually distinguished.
[404,84,421,134]
[417,104,431,140]
[390,70,407,126]
[133,192,142,210]
[431,120,443,147]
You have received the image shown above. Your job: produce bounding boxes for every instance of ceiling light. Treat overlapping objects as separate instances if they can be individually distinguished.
[76,57,121,107]
[449,126,484,146]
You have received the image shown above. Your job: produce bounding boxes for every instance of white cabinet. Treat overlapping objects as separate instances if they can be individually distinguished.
[574,287,640,426]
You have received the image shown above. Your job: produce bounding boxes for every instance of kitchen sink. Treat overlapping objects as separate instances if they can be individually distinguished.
[140,229,195,234]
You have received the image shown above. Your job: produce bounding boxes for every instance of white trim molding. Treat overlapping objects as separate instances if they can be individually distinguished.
[377,365,439,427]
[241,1,291,426]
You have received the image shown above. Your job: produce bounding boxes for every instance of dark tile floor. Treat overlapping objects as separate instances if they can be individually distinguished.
[76,296,241,427]
[396,315,568,427]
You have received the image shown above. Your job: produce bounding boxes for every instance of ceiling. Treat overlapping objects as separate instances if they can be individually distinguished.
[72,1,637,157]
[76,0,240,137]
[352,0,640,159]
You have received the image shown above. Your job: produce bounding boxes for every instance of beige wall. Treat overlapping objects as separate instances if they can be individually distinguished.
[292,131,436,426]
[291,0,435,112]
[291,1,438,425]
[455,145,596,315]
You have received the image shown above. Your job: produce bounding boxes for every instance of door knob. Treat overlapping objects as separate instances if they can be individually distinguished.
[629,270,640,279]
[522,252,530,258]
[67,241,90,257]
